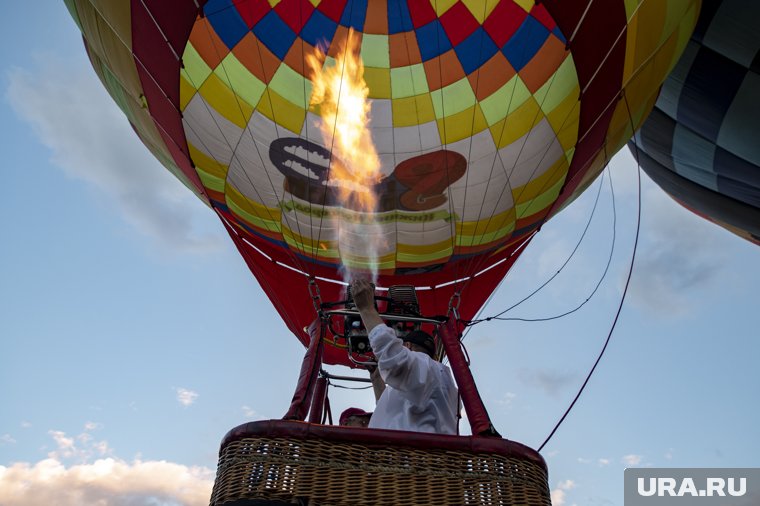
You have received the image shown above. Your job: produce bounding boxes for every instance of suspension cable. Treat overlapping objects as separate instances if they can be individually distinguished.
[537,93,642,452]
[465,165,612,326]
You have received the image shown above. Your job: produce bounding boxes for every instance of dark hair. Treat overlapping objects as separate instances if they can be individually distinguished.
[402,330,436,357]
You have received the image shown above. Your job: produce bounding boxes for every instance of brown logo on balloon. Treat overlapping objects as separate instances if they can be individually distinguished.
[270,138,466,212]
[394,150,467,211]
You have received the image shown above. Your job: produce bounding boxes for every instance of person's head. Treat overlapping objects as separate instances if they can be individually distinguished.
[401,330,436,358]
[339,408,372,427]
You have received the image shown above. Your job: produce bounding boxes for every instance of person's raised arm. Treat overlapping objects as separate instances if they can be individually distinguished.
[368,365,386,401]
[351,279,383,332]
[351,279,434,394]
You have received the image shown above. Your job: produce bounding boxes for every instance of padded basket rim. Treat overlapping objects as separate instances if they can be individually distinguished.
[219,419,547,472]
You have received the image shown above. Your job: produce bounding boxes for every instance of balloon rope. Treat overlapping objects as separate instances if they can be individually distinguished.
[537,93,642,452]
[463,166,610,327]
[449,0,495,285]
[191,11,313,276]
[459,70,580,284]
[313,0,359,271]
[430,0,463,284]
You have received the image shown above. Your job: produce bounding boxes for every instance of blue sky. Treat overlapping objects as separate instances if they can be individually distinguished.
[1,3,758,505]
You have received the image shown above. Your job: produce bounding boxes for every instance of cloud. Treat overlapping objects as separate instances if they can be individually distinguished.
[607,153,734,318]
[49,431,75,456]
[552,489,568,506]
[241,405,257,418]
[1,434,17,445]
[5,57,223,253]
[551,479,576,506]
[47,429,111,462]
[0,458,213,506]
[466,335,497,350]
[622,174,728,318]
[496,392,517,406]
[84,421,102,431]
[664,448,674,460]
[577,457,591,464]
[534,231,574,279]
[598,458,610,466]
[622,454,643,466]
[20,421,32,429]
[1,429,213,506]
[518,369,579,397]
[176,388,199,407]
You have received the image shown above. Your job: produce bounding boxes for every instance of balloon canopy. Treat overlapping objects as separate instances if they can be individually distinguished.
[630,0,760,246]
[66,0,698,366]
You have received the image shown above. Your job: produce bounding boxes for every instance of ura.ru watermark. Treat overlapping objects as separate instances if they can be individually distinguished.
[638,476,745,497]
[624,468,759,505]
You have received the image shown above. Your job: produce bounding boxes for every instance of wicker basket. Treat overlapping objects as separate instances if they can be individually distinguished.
[210,420,551,506]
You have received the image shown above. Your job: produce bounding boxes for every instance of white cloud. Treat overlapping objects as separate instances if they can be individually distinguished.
[1,434,17,445]
[551,479,576,506]
[176,388,199,407]
[496,392,517,406]
[0,458,213,506]
[552,490,567,506]
[47,429,111,462]
[93,441,110,455]
[622,454,643,466]
[598,458,610,466]
[241,405,257,418]
[664,448,674,460]
[83,421,102,431]
[49,430,75,456]
[5,57,223,253]
[20,421,32,429]
[577,457,591,464]
[2,429,211,505]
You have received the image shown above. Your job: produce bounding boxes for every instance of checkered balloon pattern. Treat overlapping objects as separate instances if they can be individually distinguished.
[67,0,700,353]
[632,0,760,245]
[180,0,580,272]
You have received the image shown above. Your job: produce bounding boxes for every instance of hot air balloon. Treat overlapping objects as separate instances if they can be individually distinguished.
[631,0,760,245]
[65,0,699,504]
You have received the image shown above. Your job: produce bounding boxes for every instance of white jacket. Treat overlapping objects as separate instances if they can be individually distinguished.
[367,324,459,434]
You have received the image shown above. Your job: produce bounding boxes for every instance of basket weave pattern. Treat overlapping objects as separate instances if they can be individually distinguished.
[210,434,551,505]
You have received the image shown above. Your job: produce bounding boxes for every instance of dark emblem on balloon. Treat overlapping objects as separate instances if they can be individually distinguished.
[270,138,466,212]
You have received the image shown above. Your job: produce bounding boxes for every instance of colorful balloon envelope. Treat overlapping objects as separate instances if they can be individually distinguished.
[631,0,760,246]
[67,0,699,365]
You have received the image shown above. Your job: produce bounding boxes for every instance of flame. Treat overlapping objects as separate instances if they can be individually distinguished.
[307,30,383,280]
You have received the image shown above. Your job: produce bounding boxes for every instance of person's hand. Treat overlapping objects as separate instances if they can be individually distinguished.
[351,279,376,312]
[351,279,383,334]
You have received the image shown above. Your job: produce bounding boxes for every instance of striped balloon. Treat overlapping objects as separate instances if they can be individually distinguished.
[631,0,760,245]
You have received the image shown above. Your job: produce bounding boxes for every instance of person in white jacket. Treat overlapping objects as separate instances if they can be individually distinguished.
[351,279,459,434]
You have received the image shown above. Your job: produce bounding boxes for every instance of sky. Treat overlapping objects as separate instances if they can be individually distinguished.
[1,3,759,506]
